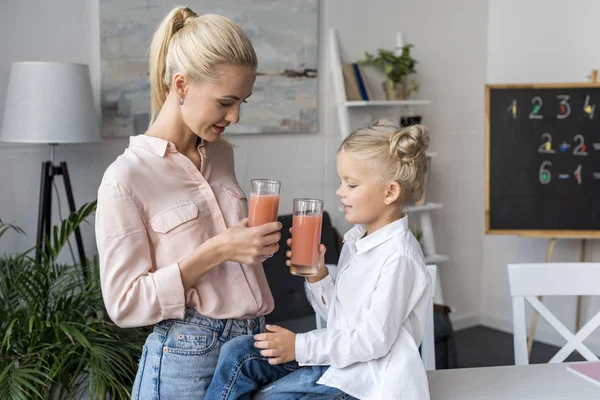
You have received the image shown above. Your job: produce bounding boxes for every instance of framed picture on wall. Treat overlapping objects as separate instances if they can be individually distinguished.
[98,0,319,137]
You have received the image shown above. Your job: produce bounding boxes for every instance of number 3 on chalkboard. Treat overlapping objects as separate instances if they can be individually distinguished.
[539,160,552,184]
[529,97,543,119]
[557,95,571,119]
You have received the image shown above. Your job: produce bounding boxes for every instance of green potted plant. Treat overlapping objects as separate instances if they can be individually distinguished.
[360,44,419,100]
[0,203,147,399]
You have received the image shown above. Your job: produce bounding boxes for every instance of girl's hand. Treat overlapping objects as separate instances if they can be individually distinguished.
[285,228,329,283]
[254,324,296,365]
[217,218,281,265]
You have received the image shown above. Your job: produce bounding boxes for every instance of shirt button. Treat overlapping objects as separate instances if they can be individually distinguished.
[321,295,327,305]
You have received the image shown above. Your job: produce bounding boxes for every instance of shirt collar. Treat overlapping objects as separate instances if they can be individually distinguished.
[128,134,206,157]
[129,135,172,157]
[344,216,409,254]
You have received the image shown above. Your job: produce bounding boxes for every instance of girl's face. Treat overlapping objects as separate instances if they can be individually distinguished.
[179,65,256,142]
[336,151,395,234]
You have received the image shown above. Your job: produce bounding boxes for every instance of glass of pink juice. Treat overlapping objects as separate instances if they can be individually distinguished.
[290,198,324,276]
[248,180,281,257]
[248,179,281,227]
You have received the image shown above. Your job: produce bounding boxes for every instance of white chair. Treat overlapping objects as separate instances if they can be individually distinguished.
[508,263,600,365]
[313,264,437,370]
[422,264,437,370]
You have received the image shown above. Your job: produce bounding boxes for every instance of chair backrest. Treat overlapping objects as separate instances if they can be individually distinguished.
[508,263,600,365]
[263,211,341,324]
[422,264,437,370]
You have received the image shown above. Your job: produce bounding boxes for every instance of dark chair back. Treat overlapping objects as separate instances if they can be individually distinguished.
[262,211,341,323]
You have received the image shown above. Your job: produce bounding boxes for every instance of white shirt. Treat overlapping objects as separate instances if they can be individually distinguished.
[295,216,432,400]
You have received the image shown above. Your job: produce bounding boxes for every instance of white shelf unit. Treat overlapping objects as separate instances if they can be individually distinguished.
[329,28,447,303]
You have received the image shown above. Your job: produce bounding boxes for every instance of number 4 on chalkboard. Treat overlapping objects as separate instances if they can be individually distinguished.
[584,95,595,119]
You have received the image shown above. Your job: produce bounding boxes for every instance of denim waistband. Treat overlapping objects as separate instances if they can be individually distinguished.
[154,308,264,339]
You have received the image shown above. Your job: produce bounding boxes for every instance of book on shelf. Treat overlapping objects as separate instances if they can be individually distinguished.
[341,63,373,101]
[342,63,362,101]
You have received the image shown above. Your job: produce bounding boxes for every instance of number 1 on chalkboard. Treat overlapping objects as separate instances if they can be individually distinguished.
[507,99,517,119]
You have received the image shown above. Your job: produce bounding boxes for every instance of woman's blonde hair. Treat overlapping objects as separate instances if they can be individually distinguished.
[339,119,430,204]
[148,6,258,123]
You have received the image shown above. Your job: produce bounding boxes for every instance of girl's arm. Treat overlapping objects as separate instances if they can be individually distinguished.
[305,271,334,321]
[295,253,431,368]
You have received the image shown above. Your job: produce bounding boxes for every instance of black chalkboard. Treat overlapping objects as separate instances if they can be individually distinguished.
[485,83,600,237]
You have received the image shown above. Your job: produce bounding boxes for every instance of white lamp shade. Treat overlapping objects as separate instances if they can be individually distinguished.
[0,62,101,144]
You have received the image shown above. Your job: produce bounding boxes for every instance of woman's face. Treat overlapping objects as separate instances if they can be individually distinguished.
[179,65,256,142]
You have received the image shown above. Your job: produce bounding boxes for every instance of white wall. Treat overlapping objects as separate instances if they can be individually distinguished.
[483,0,600,350]
[0,0,488,329]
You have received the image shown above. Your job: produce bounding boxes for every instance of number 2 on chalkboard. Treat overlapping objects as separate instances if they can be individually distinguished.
[573,134,588,156]
[529,97,543,119]
[538,133,555,154]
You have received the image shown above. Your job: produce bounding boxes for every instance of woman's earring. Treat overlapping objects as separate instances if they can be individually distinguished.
[179,97,184,106]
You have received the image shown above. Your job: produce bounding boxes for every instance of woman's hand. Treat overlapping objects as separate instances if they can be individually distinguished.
[178,218,281,289]
[285,228,329,283]
[217,218,282,265]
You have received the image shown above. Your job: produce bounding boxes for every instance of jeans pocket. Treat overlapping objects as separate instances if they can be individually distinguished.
[165,324,219,355]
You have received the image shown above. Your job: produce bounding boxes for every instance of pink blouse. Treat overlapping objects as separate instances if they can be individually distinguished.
[95,135,274,328]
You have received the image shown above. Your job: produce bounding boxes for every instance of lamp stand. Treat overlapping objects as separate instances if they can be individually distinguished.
[36,144,87,275]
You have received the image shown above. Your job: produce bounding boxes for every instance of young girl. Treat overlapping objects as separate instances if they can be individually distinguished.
[95,6,281,398]
[205,119,433,399]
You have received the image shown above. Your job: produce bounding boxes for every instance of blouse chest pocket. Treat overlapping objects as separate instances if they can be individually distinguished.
[224,185,248,221]
[149,202,199,234]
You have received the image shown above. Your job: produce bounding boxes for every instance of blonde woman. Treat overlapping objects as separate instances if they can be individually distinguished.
[95,6,281,398]
[206,120,432,400]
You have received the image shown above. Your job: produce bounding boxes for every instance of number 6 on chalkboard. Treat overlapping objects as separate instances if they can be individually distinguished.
[539,161,552,185]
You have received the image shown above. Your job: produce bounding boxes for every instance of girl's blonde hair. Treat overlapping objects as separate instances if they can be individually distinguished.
[148,6,258,123]
[339,119,430,204]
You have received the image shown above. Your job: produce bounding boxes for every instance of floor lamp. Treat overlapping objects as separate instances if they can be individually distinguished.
[0,62,101,270]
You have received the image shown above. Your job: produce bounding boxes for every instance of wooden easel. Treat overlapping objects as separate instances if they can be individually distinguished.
[526,69,599,356]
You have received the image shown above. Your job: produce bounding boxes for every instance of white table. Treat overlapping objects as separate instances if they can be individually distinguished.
[427,362,600,399]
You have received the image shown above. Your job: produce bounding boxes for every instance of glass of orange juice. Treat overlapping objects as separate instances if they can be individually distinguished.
[248,179,281,228]
[290,198,323,276]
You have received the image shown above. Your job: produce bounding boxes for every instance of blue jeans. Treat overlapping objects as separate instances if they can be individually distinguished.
[205,335,356,400]
[131,308,264,399]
